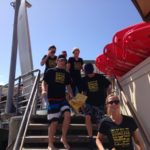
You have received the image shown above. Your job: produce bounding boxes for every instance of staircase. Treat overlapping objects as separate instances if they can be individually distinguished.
[22,112,99,150]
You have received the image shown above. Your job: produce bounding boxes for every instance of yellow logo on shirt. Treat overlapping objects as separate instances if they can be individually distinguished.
[55,72,65,84]
[111,128,130,147]
[74,62,82,70]
[48,60,56,68]
[88,80,99,92]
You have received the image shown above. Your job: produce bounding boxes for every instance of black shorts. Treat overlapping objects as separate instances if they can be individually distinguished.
[84,104,104,123]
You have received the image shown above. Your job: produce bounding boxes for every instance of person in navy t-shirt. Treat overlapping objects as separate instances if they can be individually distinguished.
[42,54,73,150]
[67,47,83,96]
[96,94,144,150]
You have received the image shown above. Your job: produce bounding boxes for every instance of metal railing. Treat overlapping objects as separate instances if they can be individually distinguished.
[0,69,41,117]
[12,69,40,150]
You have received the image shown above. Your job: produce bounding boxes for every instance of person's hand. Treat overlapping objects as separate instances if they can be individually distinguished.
[47,50,51,56]
[69,94,74,100]
[41,91,47,97]
[67,94,74,101]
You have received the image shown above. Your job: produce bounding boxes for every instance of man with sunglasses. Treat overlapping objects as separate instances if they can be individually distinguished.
[96,94,144,150]
[42,54,73,150]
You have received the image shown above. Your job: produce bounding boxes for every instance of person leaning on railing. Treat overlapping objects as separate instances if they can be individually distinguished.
[96,93,145,150]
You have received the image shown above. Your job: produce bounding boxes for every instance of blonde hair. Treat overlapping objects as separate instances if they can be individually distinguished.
[105,93,120,115]
[105,92,118,104]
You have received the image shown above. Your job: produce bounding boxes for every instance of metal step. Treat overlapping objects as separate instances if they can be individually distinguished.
[22,115,109,149]
[23,135,98,149]
[22,148,98,150]
[24,135,97,143]
[28,123,97,130]
[30,114,95,124]
[27,122,98,136]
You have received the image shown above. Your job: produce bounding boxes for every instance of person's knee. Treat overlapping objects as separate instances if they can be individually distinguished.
[64,111,71,119]
[85,115,91,122]
[49,120,58,128]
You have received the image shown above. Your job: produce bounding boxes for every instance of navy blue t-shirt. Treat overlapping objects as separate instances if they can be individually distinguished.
[42,55,57,73]
[82,74,110,106]
[43,67,71,99]
[68,57,83,78]
[98,115,138,150]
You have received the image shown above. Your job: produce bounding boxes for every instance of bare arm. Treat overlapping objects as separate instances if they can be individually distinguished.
[66,84,73,100]
[133,129,145,150]
[40,54,50,66]
[40,51,52,66]
[41,80,48,95]
[96,132,105,150]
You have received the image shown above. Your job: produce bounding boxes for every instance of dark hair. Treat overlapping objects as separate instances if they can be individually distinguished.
[61,50,67,57]
[62,50,67,54]
[57,54,67,63]
[58,54,66,59]
[48,45,56,50]
[105,93,118,104]
[84,63,94,74]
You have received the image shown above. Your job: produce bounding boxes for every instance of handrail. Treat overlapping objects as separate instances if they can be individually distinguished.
[115,77,150,147]
[12,69,40,150]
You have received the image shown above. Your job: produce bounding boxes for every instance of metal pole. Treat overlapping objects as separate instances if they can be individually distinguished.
[5,0,21,113]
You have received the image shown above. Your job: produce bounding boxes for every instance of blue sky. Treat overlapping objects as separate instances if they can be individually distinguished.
[0,0,142,85]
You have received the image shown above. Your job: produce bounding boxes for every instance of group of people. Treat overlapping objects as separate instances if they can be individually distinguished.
[40,45,144,150]
[40,45,84,97]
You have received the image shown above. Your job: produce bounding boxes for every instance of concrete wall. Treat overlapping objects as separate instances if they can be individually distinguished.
[119,56,150,139]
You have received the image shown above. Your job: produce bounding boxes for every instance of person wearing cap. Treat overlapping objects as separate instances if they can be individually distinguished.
[96,93,144,150]
[40,45,57,109]
[40,45,57,74]
[67,47,84,96]
[42,54,73,150]
[81,63,111,149]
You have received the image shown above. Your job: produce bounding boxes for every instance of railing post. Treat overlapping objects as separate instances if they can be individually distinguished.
[15,76,22,115]
[6,0,21,113]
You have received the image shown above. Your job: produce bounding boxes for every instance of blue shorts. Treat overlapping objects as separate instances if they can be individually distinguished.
[47,99,71,123]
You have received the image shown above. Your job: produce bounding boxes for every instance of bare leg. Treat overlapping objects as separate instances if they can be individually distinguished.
[61,111,71,149]
[85,115,93,137]
[48,121,58,150]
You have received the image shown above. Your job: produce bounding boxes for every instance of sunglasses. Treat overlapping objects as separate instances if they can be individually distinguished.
[58,59,66,62]
[107,100,120,105]
[51,51,56,54]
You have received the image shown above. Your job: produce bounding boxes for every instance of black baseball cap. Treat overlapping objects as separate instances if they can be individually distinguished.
[58,54,67,61]
[84,63,94,74]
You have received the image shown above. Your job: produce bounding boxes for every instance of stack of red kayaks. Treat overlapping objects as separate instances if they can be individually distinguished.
[96,22,150,77]
[103,43,135,70]
[96,54,126,76]
[123,23,150,57]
